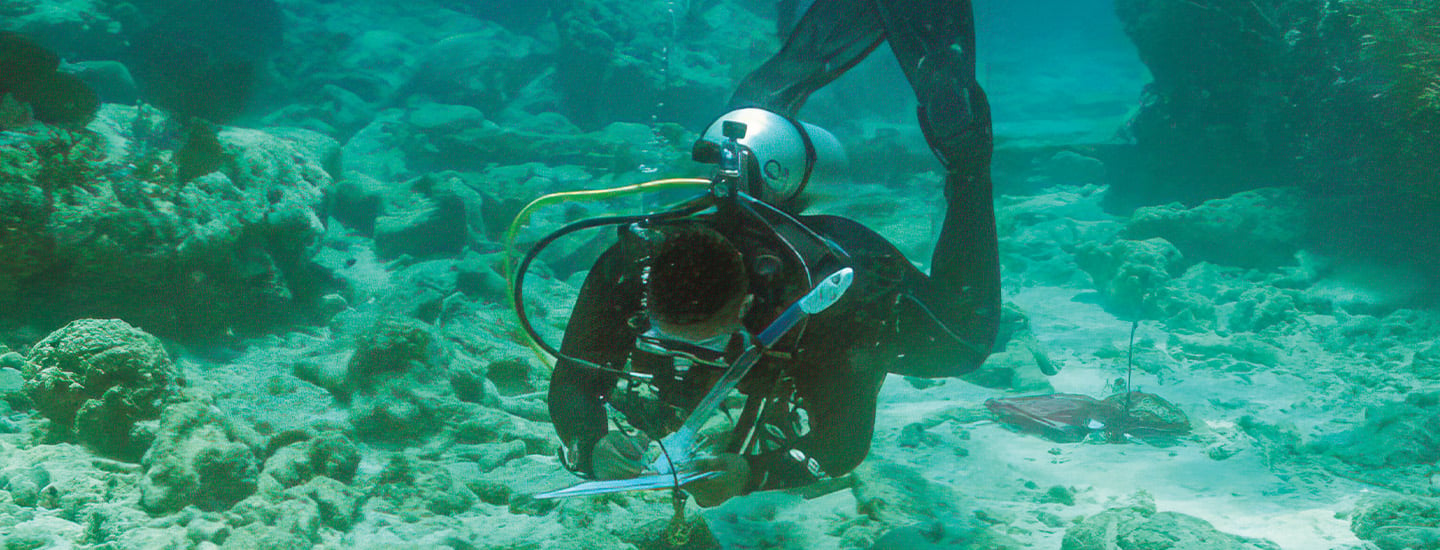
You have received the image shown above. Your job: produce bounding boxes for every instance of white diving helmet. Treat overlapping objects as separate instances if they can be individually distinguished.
[698,108,849,206]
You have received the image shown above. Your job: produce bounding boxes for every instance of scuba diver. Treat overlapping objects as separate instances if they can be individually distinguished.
[538,0,999,507]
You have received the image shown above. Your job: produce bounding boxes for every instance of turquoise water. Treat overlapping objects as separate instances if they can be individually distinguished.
[0,0,1435,548]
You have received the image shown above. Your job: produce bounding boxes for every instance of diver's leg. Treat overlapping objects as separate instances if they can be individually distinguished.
[878,0,1000,374]
[726,0,886,117]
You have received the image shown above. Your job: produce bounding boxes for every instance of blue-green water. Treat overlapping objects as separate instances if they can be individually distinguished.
[0,0,1436,548]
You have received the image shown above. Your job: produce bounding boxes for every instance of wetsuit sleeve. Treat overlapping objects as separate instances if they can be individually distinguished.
[547,245,639,477]
[744,356,887,492]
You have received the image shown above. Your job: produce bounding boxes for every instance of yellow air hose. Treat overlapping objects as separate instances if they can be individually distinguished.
[504,177,711,366]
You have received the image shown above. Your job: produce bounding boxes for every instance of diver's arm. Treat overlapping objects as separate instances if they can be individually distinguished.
[727,0,885,117]
[548,246,639,477]
[744,362,886,492]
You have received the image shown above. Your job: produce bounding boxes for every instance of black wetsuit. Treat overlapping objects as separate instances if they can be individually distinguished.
[549,0,999,492]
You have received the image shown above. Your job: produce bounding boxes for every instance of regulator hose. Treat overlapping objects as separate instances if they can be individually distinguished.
[507,181,713,367]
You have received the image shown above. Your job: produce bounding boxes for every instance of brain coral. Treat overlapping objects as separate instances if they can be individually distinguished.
[23,318,180,460]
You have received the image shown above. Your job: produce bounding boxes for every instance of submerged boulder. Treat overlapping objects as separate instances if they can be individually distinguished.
[139,397,262,514]
[1062,492,1280,550]
[1074,237,1216,330]
[1124,187,1308,270]
[369,453,477,520]
[23,318,180,460]
[1320,392,1440,470]
[345,316,466,442]
[261,431,361,489]
[1352,495,1440,550]
[0,105,338,339]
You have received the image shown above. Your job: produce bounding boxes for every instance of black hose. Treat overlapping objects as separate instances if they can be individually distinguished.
[511,202,712,366]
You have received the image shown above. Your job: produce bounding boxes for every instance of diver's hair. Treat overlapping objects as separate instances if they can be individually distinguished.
[645,224,749,326]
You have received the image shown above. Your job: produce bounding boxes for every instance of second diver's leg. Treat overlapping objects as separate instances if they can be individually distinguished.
[878,0,1000,375]
[727,0,886,118]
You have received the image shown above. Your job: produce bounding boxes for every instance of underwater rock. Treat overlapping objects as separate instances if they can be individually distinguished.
[331,30,415,102]
[0,464,48,508]
[0,444,158,542]
[0,31,100,126]
[380,259,465,323]
[216,437,365,546]
[1320,392,1440,469]
[852,461,968,526]
[369,453,477,520]
[0,515,87,550]
[342,108,411,182]
[553,0,743,129]
[872,520,1020,550]
[1124,187,1308,270]
[139,397,262,515]
[851,460,1021,548]
[478,454,575,516]
[23,318,180,460]
[402,26,541,114]
[1108,0,1295,210]
[1074,237,1216,329]
[286,475,365,532]
[1352,495,1440,550]
[1075,237,1184,315]
[1,106,338,339]
[174,120,230,182]
[345,316,473,442]
[224,487,324,549]
[996,184,1119,287]
[1306,261,1431,315]
[1172,332,1284,370]
[1115,0,1440,274]
[407,102,488,133]
[452,405,556,458]
[124,0,284,123]
[325,172,387,235]
[409,109,664,173]
[1061,491,1280,549]
[1412,342,1440,380]
[374,184,472,260]
[262,431,361,488]
[0,442,152,545]
[1041,150,1107,185]
[1,0,126,60]
[1227,286,1305,334]
[67,60,140,105]
[346,317,444,389]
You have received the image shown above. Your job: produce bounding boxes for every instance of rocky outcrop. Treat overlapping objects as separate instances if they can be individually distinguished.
[1112,0,1440,271]
[0,106,338,338]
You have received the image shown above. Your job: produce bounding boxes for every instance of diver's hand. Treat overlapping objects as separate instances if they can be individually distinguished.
[592,432,649,480]
[685,453,749,507]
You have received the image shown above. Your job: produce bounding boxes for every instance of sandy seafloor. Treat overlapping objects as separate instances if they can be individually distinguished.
[4,1,1438,548]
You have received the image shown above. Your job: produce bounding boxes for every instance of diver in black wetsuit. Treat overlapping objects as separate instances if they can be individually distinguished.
[547,0,999,506]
